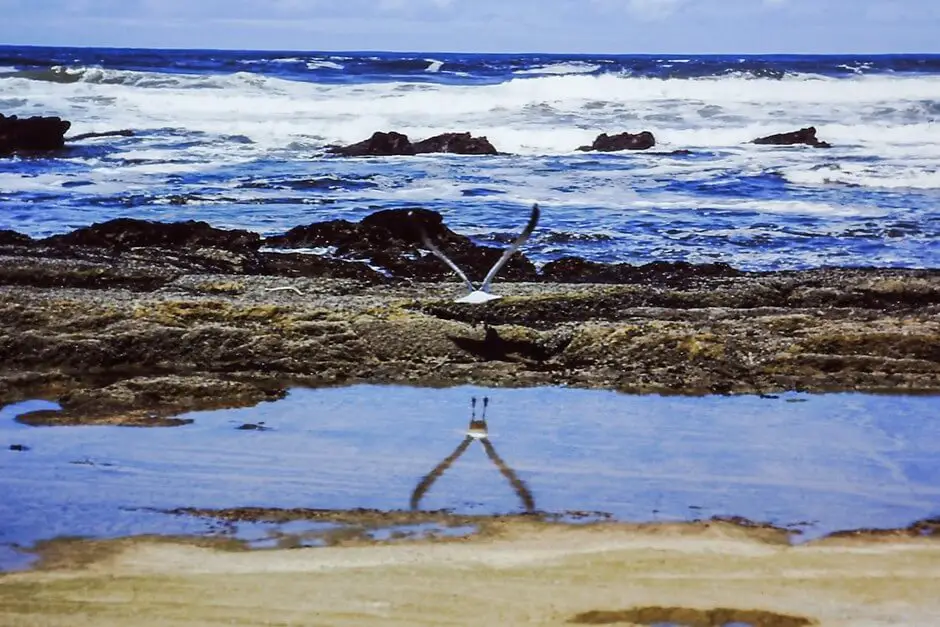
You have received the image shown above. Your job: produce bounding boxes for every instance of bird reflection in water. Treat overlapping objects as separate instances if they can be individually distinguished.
[410,397,536,513]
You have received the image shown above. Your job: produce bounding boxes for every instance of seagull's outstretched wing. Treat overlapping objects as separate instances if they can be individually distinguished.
[480,203,540,292]
[409,211,476,293]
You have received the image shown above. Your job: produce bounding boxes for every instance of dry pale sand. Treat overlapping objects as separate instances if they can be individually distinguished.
[2,521,939,627]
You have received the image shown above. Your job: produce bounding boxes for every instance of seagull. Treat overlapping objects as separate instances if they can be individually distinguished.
[410,203,540,304]
[467,396,489,439]
[409,395,536,513]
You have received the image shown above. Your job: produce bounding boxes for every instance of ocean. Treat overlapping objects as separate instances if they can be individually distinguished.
[1,45,939,271]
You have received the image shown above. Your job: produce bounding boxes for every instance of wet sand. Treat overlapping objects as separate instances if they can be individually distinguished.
[2,521,939,626]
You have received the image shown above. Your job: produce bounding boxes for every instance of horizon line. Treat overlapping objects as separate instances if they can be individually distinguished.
[2,42,940,57]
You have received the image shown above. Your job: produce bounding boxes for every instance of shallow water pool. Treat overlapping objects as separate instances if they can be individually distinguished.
[2,385,939,569]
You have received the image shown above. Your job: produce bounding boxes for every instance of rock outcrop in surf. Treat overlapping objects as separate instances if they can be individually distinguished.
[0,113,71,156]
[266,208,534,281]
[328,131,415,156]
[8,211,939,308]
[751,126,832,148]
[327,131,498,156]
[0,211,837,287]
[577,131,656,152]
[68,129,136,142]
[0,210,536,283]
[412,132,498,155]
[43,218,262,253]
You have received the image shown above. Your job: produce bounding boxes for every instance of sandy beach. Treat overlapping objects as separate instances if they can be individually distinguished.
[3,521,940,626]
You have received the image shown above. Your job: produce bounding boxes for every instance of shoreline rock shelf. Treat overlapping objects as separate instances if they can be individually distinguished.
[0,213,937,426]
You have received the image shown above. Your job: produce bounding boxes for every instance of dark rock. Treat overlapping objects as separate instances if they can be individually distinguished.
[360,207,452,243]
[236,422,271,431]
[0,230,32,246]
[752,126,831,148]
[0,112,71,155]
[264,219,362,251]
[412,132,497,155]
[258,251,389,283]
[540,256,742,286]
[9,444,30,452]
[42,218,262,253]
[578,131,656,152]
[0,260,176,291]
[264,209,441,258]
[0,219,401,285]
[266,208,537,282]
[327,131,415,156]
[67,129,135,141]
[328,131,499,157]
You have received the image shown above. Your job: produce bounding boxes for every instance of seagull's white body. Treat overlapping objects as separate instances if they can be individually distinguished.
[412,203,540,304]
[466,424,489,439]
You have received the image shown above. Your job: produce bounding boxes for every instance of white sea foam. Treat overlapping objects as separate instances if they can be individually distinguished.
[306,60,344,71]
[7,70,939,151]
[783,164,940,189]
[49,64,85,76]
[640,196,888,218]
[5,69,939,217]
[259,246,337,255]
[425,59,444,73]
[514,62,601,76]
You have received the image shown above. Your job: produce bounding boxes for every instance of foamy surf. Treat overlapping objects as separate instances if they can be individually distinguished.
[514,61,601,75]
[1,46,938,270]
[783,164,940,190]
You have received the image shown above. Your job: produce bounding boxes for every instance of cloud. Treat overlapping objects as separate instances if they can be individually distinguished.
[590,0,689,21]
[0,0,937,53]
[626,0,688,20]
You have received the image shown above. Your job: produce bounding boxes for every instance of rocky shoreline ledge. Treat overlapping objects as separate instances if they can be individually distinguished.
[1,212,937,426]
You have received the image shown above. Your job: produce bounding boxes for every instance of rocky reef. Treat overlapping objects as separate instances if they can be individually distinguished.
[0,113,71,156]
[752,126,832,148]
[327,131,498,156]
[0,211,937,426]
[577,131,656,152]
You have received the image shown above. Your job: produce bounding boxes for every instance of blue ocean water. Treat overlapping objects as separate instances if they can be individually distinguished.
[1,45,939,270]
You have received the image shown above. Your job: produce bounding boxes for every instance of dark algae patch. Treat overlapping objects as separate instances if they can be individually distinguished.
[568,606,815,626]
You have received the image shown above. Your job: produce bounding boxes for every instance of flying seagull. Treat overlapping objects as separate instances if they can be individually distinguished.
[410,203,540,304]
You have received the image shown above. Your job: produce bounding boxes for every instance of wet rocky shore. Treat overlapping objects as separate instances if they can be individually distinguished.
[1,210,937,426]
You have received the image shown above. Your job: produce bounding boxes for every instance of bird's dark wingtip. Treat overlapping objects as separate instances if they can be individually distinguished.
[525,203,541,233]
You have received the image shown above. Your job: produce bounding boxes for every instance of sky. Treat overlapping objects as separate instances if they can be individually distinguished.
[0,0,937,54]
